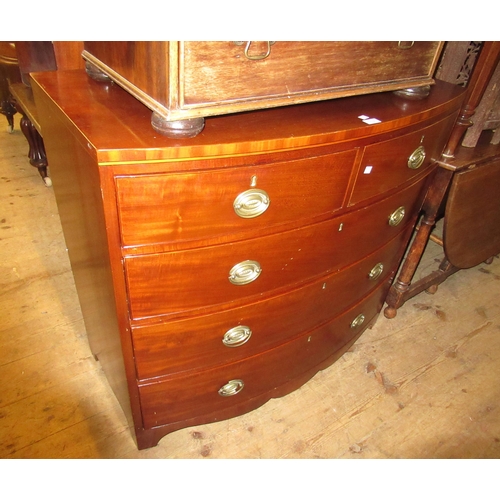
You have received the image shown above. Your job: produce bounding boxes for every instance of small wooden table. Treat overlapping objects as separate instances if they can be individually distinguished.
[384,132,500,318]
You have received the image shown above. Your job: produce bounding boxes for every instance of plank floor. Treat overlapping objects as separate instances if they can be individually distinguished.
[1,114,500,460]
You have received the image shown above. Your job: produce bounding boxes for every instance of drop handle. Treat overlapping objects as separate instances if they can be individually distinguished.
[234,41,276,60]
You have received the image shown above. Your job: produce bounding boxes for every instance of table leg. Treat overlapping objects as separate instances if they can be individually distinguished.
[384,167,454,318]
[18,110,51,186]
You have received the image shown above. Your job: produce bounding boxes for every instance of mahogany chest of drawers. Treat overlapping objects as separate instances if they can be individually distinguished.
[31,69,464,449]
[81,41,444,137]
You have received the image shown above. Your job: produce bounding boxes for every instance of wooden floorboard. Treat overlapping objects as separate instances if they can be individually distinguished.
[1,114,500,460]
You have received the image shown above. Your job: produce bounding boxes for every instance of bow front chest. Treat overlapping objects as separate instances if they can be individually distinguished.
[31,70,464,449]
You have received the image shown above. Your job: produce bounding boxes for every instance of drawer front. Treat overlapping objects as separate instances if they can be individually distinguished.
[350,113,457,205]
[133,226,413,380]
[125,176,428,320]
[116,150,356,248]
[139,282,387,429]
[181,42,442,107]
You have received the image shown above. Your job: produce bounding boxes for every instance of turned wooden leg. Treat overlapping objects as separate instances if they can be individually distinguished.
[1,99,16,132]
[18,111,51,186]
[384,168,454,318]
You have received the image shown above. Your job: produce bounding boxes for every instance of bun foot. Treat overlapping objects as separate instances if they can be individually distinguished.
[151,112,205,138]
[85,61,112,82]
[383,305,398,319]
[393,85,431,100]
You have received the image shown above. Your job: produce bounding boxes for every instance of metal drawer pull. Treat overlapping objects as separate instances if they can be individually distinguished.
[228,260,262,285]
[388,206,406,227]
[218,379,245,397]
[408,145,426,169]
[350,314,365,329]
[368,262,384,280]
[233,188,270,218]
[398,41,415,49]
[222,325,252,347]
[234,41,276,60]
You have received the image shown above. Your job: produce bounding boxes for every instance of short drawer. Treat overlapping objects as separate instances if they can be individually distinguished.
[349,113,457,205]
[132,225,412,380]
[115,149,356,248]
[125,176,428,320]
[138,281,387,429]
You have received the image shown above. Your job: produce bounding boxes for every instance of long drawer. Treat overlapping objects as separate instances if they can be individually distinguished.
[180,42,442,107]
[132,226,412,380]
[138,281,387,429]
[125,176,428,320]
[115,149,356,248]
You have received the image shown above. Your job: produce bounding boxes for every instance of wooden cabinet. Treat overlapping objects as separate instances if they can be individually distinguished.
[31,69,464,449]
[82,41,444,137]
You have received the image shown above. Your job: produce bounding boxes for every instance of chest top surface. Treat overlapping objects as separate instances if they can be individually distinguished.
[30,70,465,164]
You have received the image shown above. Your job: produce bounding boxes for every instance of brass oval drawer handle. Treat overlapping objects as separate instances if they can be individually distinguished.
[388,206,406,227]
[228,260,262,285]
[222,325,252,347]
[218,379,245,397]
[350,314,365,329]
[368,262,384,280]
[233,188,270,218]
[408,145,426,169]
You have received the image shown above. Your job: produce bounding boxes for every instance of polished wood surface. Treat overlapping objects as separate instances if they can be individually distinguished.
[115,149,356,248]
[30,70,465,449]
[124,178,427,321]
[3,114,500,460]
[31,69,464,162]
[132,228,413,379]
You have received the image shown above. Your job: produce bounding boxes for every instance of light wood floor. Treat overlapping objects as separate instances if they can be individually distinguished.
[1,115,500,460]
